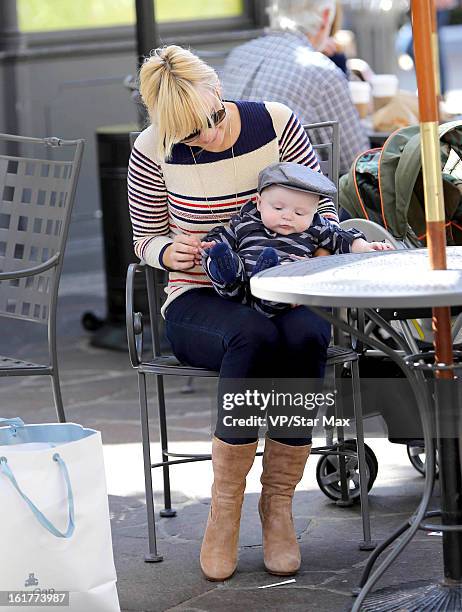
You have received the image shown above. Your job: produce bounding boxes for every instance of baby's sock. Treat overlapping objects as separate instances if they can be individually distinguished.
[253,247,279,275]
[208,242,240,285]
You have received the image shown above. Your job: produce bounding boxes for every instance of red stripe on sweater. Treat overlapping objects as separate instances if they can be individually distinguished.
[169,278,212,285]
[168,193,251,208]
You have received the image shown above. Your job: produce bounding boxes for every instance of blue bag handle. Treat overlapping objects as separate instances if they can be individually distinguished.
[0,453,75,539]
[0,417,25,429]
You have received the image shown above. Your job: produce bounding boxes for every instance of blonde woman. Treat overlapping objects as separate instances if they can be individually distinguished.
[128,45,337,581]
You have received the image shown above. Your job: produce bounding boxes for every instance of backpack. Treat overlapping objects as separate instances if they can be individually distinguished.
[339,121,462,247]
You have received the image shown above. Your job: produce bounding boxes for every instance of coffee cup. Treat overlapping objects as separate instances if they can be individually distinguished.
[349,81,371,119]
[371,74,399,112]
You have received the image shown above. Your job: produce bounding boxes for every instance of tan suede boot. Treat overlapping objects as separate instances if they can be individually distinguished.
[200,436,258,581]
[258,436,311,575]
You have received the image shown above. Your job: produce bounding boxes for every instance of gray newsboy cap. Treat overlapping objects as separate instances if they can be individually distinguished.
[258,162,337,197]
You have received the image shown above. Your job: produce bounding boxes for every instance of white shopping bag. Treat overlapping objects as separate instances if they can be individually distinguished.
[0,417,120,612]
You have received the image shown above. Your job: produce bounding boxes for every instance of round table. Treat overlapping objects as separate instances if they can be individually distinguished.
[251,247,462,611]
[251,248,462,309]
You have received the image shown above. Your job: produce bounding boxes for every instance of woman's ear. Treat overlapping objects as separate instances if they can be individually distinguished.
[256,194,261,210]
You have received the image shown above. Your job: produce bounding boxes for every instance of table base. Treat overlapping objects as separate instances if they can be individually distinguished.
[359,579,462,611]
[303,307,444,611]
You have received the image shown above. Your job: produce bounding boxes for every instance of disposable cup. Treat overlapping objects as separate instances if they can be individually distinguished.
[371,74,399,111]
[349,80,371,119]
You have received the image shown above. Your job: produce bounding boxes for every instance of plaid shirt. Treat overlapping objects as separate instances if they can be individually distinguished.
[222,30,370,176]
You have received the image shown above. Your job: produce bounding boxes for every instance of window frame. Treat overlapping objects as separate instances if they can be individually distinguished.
[20,0,267,44]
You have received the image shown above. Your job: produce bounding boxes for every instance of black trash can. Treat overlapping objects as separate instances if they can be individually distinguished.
[83,125,151,350]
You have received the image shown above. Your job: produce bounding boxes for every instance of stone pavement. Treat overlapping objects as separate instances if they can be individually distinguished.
[0,278,445,612]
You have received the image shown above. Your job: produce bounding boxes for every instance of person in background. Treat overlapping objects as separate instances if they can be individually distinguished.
[221,0,369,176]
[404,0,458,96]
[320,0,348,75]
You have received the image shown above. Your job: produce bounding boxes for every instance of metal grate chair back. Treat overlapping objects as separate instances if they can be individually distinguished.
[304,121,340,207]
[0,135,84,324]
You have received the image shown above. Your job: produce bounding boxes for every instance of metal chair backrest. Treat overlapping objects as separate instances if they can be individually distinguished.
[303,121,340,207]
[0,134,84,324]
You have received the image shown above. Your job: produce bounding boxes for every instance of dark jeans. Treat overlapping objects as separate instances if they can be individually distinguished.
[165,289,331,445]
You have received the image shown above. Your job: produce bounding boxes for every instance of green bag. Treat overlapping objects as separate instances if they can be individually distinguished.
[339,121,462,247]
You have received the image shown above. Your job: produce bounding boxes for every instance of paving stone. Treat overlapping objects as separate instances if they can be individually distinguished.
[113,536,213,611]
[117,562,211,611]
[167,584,350,612]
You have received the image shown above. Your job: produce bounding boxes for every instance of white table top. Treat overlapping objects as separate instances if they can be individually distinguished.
[250,247,462,308]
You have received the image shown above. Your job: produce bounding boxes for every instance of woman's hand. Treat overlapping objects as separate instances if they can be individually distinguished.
[162,235,217,269]
[351,238,394,253]
[162,235,203,270]
[197,240,217,265]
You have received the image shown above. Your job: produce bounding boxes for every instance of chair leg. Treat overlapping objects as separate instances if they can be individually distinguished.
[50,368,66,423]
[351,359,376,551]
[138,372,163,562]
[181,376,195,394]
[334,363,353,507]
[336,426,353,507]
[156,374,177,518]
[49,310,66,423]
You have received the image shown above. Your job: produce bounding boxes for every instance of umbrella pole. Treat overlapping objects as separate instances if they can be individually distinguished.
[430,0,442,118]
[412,0,462,585]
[353,5,462,606]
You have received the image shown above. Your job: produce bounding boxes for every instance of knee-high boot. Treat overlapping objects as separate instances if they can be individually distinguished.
[200,436,258,581]
[259,436,311,575]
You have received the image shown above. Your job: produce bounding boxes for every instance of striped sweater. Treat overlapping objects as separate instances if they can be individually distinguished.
[127,101,339,315]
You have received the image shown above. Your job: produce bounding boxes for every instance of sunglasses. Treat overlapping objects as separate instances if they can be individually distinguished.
[179,104,227,144]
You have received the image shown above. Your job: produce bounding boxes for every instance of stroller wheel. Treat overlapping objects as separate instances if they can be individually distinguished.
[406,443,439,478]
[316,440,378,503]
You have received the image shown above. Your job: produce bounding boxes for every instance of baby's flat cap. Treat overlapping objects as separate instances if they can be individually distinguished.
[258,162,337,197]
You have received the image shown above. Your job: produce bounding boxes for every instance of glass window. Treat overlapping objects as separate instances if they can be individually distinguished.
[18,0,244,32]
[156,0,244,22]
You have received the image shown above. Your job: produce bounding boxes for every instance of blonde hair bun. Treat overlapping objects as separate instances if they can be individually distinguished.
[139,45,221,161]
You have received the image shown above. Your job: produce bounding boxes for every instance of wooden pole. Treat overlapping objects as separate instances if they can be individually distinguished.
[430,0,442,116]
[411,0,461,583]
[411,0,452,378]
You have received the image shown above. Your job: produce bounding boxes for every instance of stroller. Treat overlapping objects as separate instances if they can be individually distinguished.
[336,120,462,476]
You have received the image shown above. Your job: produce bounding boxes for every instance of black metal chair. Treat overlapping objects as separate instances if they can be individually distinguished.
[126,123,373,562]
[0,134,84,423]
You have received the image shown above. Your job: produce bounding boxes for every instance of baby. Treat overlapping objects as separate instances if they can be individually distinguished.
[202,162,392,316]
